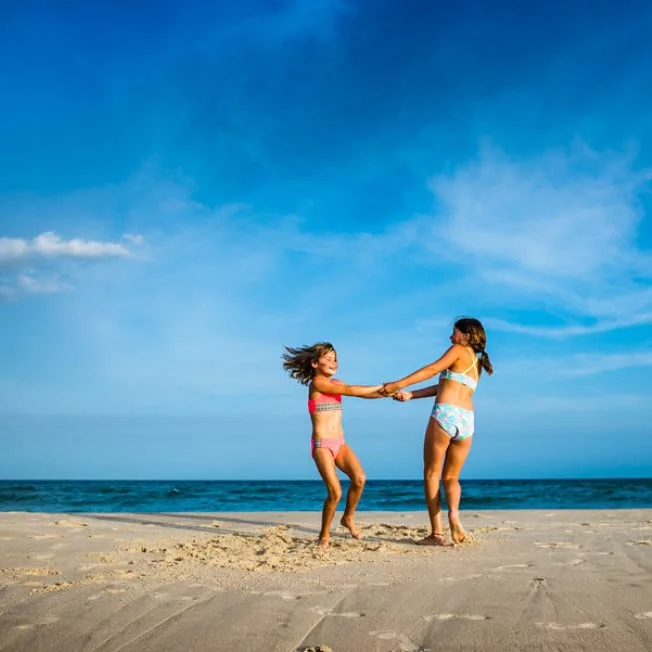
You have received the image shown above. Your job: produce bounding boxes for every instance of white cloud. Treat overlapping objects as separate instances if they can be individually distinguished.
[17,273,69,295]
[499,350,652,379]
[489,314,652,338]
[0,155,649,418]
[433,144,648,277]
[559,351,652,377]
[0,231,143,299]
[425,143,652,336]
[0,232,133,263]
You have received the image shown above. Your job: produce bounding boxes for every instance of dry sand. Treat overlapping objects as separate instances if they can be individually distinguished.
[0,509,651,651]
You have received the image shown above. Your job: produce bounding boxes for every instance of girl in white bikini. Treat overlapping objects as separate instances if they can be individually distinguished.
[382,318,493,545]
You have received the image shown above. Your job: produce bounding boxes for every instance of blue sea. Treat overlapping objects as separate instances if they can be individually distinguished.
[0,479,651,512]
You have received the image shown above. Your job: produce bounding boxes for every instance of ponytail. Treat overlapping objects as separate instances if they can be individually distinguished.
[479,350,493,376]
[454,317,494,377]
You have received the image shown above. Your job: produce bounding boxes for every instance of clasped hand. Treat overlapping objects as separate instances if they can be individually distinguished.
[380,382,411,402]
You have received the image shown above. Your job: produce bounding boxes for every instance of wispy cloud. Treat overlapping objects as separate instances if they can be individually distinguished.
[489,314,652,338]
[0,231,143,298]
[560,351,652,376]
[498,350,652,379]
[424,143,652,336]
[0,232,134,264]
[0,272,67,299]
[17,272,70,295]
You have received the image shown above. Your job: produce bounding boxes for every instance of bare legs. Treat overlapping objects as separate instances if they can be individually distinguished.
[418,419,473,545]
[336,446,366,539]
[442,435,472,543]
[418,419,449,545]
[313,444,366,547]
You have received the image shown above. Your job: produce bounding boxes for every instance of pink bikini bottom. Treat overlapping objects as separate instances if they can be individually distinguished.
[311,437,346,459]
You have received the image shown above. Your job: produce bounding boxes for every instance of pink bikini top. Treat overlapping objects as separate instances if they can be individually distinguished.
[308,387,343,414]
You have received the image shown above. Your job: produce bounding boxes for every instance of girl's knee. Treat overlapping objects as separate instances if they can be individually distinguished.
[423,465,441,481]
[442,473,459,488]
[327,487,342,503]
[351,472,366,489]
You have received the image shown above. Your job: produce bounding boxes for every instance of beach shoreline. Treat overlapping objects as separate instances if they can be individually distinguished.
[1,509,651,651]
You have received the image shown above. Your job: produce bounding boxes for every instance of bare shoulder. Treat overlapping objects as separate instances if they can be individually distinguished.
[312,376,339,395]
[445,343,466,358]
[445,344,468,367]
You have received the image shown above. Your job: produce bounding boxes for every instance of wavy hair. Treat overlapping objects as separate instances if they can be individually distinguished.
[454,318,493,376]
[282,342,336,385]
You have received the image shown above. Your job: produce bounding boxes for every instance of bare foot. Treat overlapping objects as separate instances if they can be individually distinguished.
[316,537,330,548]
[416,533,448,546]
[340,515,362,539]
[448,510,466,543]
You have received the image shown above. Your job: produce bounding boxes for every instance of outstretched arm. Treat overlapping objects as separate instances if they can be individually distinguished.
[383,345,463,394]
[358,389,388,399]
[312,376,383,398]
[394,384,438,402]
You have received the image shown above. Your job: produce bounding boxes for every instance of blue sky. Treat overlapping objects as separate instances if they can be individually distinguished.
[1,0,651,480]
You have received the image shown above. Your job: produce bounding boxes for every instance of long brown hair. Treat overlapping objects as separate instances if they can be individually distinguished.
[282,342,336,385]
[455,318,493,376]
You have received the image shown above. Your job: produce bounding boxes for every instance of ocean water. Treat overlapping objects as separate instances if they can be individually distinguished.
[0,479,651,512]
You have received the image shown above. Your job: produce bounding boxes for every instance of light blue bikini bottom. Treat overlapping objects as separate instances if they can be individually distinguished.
[431,402,474,440]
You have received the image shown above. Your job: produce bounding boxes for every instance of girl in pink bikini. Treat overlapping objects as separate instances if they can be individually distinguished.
[282,342,384,547]
[383,318,494,546]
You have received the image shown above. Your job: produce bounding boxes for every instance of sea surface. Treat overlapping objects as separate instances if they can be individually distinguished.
[1,479,651,512]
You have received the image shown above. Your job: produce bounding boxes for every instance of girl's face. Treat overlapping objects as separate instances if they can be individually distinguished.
[450,327,469,346]
[312,350,338,377]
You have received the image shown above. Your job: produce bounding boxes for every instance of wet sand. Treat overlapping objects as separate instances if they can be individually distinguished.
[1,509,651,651]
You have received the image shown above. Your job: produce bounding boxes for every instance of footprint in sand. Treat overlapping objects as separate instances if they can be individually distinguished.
[535,622,603,630]
[535,542,581,550]
[31,553,55,561]
[493,563,533,571]
[78,563,104,571]
[424,613,490,622]
[634,612,652,620]
[632,540,652,546]
[368,630,420,652]
[311,606,364,618]
[31,581,74,593]
[9,568,59,577]
[41,615,60,625]
[440,573,483,583]
[264,590,301,600]
[14,615,60,630]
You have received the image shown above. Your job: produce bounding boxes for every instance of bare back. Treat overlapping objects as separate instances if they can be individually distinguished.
[436,346,478,410]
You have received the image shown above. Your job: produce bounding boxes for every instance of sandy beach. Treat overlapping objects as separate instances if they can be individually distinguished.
[0,509,650,651]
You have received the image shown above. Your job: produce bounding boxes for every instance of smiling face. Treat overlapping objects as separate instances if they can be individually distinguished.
[312,349,338,377]
[450,327,470,346]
